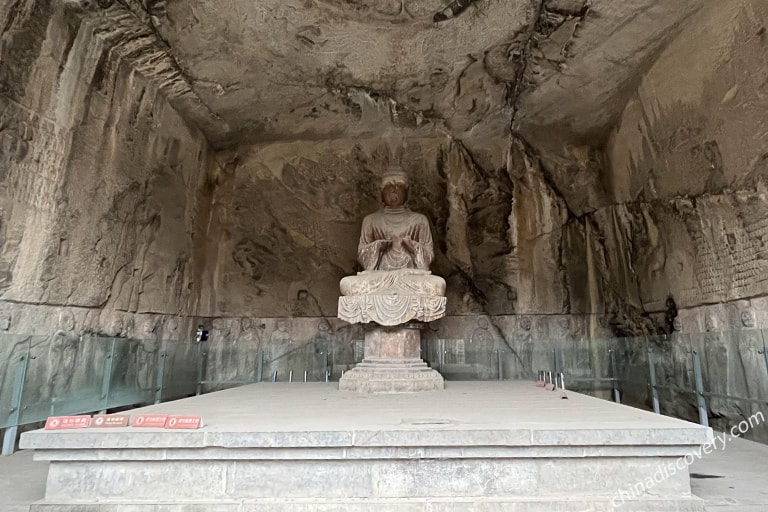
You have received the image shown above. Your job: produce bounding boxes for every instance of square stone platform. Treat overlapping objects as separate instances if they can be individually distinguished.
[20,382,712,511]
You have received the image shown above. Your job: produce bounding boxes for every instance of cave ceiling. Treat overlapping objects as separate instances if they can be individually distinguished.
[115,0,705,150]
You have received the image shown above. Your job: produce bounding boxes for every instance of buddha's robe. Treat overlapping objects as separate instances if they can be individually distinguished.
[357,207,433,271]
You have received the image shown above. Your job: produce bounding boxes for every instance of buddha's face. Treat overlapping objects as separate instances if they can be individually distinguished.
[382,183,407,207]
[59,312,75,332]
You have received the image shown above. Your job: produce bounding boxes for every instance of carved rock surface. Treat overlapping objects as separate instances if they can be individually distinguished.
[0,0,767,436]
[0,2,210,316]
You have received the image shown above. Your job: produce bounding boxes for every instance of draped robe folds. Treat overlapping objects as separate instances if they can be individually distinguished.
[357,207,433,271]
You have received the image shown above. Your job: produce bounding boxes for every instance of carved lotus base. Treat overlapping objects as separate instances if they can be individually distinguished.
[338,323,444,394]
[337,294,446,326]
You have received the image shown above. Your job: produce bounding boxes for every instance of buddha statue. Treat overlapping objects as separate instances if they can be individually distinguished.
[338,167,446,393]
[338,168,446,326]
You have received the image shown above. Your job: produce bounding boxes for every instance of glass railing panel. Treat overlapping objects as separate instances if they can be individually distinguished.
[690,330,726,428]
[560,337,615,397]
[657,333,698,422]
[728,328,768,441]
[18,334,110,424]
[610,335,649,407]
[105,337,156,408]
[201,337,254,391]
[692,328,768,437]
[0,335,36,429]
[161,340,199,401]
[443,329,503,381]
[248,338,332,385]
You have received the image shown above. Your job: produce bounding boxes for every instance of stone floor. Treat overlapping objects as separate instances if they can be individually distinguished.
[2,383,767,511]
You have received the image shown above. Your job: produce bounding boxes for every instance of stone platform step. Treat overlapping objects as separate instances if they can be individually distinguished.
[20,382,712,511]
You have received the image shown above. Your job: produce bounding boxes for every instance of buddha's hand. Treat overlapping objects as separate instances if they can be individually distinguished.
[392,235,415,253]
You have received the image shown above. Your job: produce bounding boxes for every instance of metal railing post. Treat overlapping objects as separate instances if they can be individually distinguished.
[2,344,31,456]
[497,350,503,381]
[761,330,768,382]
[692,350,709,427]
[99,338,117,413]
[609,349,620,403]
[256,349,263,383]
[648,348,660,414]
[196,340,207,396]
[154,346,167,405]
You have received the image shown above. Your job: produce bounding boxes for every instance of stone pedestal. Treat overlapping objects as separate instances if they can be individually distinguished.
[20,382,713,511]
[339,323,444,393]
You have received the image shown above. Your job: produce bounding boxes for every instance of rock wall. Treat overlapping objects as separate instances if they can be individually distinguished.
[197,134,631,326]
[586,0,768,438]
[0,1,212,331]
[599,0,768,315]
[1,0,767,445]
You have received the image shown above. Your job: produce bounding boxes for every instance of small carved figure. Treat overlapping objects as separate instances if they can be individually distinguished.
[470,318,493,346]
[518,315,533,376]
[47,310,79,399]
[240,318,264,348]
[163,317,180,340]
[704,313,718,332]
[468,317,496,378]
[266,320,293,376]
[270,320,292,344]
[136,318,160,391]
[741,309,756,328]
[310,321,333,379]
[665,295,678,333]
[109,315,124,337]
[0,310,10,331]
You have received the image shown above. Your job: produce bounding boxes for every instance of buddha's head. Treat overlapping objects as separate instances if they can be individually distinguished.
[59,310,75,332]
[741,310,756,328]
[381,167,409,208]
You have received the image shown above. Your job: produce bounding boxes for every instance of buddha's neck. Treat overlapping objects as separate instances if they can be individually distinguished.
[384,206,406,213]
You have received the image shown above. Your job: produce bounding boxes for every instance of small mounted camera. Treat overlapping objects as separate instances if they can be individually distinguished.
[195,325,209,343]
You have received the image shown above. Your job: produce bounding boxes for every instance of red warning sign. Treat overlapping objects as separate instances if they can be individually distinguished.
[131,414,169,428]
[90,415,130,428]
[164,415,203,429]
[45,415,92,430]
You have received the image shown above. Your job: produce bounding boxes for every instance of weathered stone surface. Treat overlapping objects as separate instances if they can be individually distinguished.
[20,382,711,510]
[145,0,535,147]
[1,0,768,445]
[0,1,211,317]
